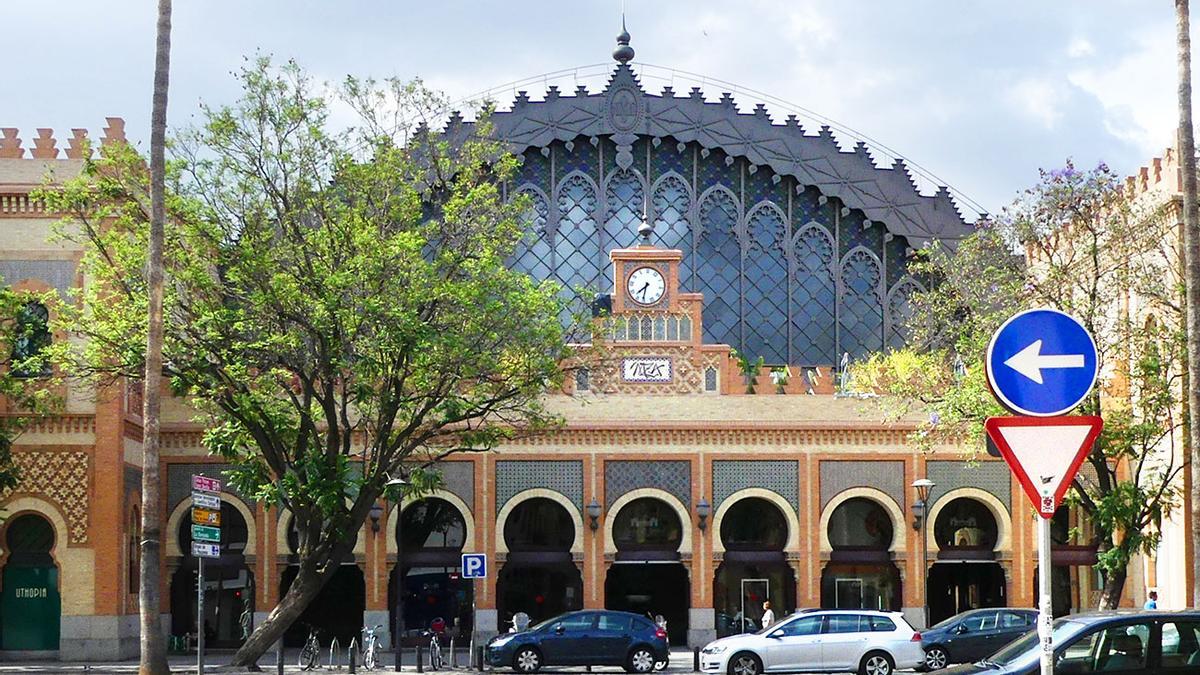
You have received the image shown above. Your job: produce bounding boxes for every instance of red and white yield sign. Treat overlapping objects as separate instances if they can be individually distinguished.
[984,416,1103,517]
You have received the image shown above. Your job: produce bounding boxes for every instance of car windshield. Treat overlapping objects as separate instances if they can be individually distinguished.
[754,615,792,635]
[987,619,1088,666]
[529,615,566,632]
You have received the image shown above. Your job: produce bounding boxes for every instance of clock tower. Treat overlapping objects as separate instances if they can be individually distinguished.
[582,222,732,395]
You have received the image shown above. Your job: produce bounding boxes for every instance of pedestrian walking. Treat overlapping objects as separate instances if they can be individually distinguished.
[1145,590,1158,610]
[760,601,775,629]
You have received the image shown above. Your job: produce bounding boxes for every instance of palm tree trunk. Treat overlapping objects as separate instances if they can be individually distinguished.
[140,0,172,673]
[1177,0,1200,609]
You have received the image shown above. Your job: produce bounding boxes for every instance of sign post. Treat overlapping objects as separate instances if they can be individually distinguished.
[461,554,487,668]
[983,308,1101,675]
[191,475,222,675]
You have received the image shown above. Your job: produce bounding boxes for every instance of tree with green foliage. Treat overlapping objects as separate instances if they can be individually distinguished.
[38,59,570,667]
[856,161,1186,609]
[0,291,61,496]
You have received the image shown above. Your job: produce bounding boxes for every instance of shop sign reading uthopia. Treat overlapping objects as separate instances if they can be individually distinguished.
[621,356,672,383]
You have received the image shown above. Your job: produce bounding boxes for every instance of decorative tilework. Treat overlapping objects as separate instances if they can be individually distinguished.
[2,450,90,543]
[166,463,251,514]
[438,461,475,511]
[819,460,905,510]
[0,260,77,297]
[927,460,1011,512]
[604,461,691,508]
[712,460,798,512]
[495,460,583,514]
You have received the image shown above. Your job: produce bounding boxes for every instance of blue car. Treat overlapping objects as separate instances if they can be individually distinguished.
[487,610,670,673]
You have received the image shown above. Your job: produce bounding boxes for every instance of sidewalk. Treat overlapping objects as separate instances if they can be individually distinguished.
[0,647,701,674]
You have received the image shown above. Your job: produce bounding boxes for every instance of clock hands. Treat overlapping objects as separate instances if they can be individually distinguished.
[636,281,650,300]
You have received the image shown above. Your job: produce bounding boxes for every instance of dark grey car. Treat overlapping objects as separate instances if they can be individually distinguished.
[922,609,1038,670]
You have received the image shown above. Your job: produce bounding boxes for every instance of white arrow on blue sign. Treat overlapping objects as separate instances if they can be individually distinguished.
[461,553,487,579]
[985,308,1099,417]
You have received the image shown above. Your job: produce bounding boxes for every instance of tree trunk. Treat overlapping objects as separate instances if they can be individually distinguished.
[1098,566,1128,611]
[1177,0,1200,609]
[230,557,344,668]
[139,1,172,673]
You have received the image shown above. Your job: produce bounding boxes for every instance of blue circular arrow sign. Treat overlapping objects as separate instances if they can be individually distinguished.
[985,308,1098,417]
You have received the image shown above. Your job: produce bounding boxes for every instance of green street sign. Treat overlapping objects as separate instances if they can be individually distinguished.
[192,524,220,543]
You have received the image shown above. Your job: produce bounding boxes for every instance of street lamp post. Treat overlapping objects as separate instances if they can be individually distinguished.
[386,474,409,672]
[911,478,935,630]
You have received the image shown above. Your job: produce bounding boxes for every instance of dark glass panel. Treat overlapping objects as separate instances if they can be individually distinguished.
[612,498,683,551]
[399,498,466,551]
[503,498,574,551]
[790,223,836,364]
[719,498,787,551]
[827,497,893,550]
[933,498,998,550]
[696,188,741,349]
[838,247,883,359]
[742,203,788,363]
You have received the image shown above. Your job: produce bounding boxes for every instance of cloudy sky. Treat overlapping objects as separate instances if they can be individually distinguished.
[3,1,1183,214]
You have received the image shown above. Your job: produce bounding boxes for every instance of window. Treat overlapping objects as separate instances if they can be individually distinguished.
[827,498,894,550]
[612,498,683,551]
[1161,621,1200,670]
[128,508,140,591]
[933,498,998,550]
[400,498,467,550]
[1001,611,1030,629]
[575,368,590,392]
[12,301,51,377]
[704,366,718,392]
[825,615,864,634]
[718,497,787,551]
[777,616,822,637]
[960,612,998,632]
[598,614,632,632]
[556,613,595,631]
[868,616,896,632]
[1057,623,1149,673]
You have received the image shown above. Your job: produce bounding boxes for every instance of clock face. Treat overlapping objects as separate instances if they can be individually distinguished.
[627,266,666,305]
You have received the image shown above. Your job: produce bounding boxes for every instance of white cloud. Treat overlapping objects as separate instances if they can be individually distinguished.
[1005,77,1066,129]
[1067,36,1095,58]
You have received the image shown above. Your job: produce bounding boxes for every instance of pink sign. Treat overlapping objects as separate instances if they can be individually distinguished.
[192,475,222,493]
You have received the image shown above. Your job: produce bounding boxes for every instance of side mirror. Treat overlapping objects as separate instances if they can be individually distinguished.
[554,625,565,635]
[954,624,968,635]
[767,631,784,640]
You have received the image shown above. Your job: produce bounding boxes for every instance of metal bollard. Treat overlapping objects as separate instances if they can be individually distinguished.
[476,645,485,671]
[449,639,456,669]
[277,640,285,675]
[350,644,357,674]
[417,644,424,673]
[693,646,700,672]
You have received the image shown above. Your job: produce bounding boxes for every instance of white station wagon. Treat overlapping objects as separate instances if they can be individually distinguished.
[700,610,925,675]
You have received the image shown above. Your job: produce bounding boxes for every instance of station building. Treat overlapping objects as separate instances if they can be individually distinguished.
[0,30,1155,660]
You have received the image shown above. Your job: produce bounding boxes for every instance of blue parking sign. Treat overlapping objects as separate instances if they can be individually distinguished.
[461,553,487,579]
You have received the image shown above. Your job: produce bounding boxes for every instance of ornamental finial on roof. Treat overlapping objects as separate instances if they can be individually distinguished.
[613,15,634,64]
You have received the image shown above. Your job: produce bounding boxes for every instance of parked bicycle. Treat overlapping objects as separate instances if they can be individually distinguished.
[426,617,447,671]
[299,624,322,671]
[359,623,383,670]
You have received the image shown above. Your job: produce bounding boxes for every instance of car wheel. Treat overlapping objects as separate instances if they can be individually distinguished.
[626,646,656,673]
[925,646,949,671]
[728,652,762,675]
[859,651,894,675]
[513,647,542,673]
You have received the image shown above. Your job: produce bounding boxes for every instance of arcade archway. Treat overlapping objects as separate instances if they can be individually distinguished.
[388,497,474,644]
[0,513,60,651]
[713,497,795,637]
[927,497,1006,624]
[496,496,582,625]
[604,495,689,644]
[279,516,365,648]
[170,500,254,648]
[820,497,901,611]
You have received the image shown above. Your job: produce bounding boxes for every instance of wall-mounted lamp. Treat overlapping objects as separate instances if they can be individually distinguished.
[696,498,711,531]
[368,502,384,533]
[587,499,602,531]
[911,477,935,529]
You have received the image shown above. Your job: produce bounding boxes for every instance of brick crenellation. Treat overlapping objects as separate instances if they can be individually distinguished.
[0,117,127,160]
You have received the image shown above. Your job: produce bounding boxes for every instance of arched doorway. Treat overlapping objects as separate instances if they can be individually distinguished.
[0,513,60,651]
[388,498,474,644]
[279,516,365,648]
[170,500,254,648]
[820,497,901,611]
[604,496,689,644]
[713,497,795,637]
[497,497,582,625]
[927,497,1006,624]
